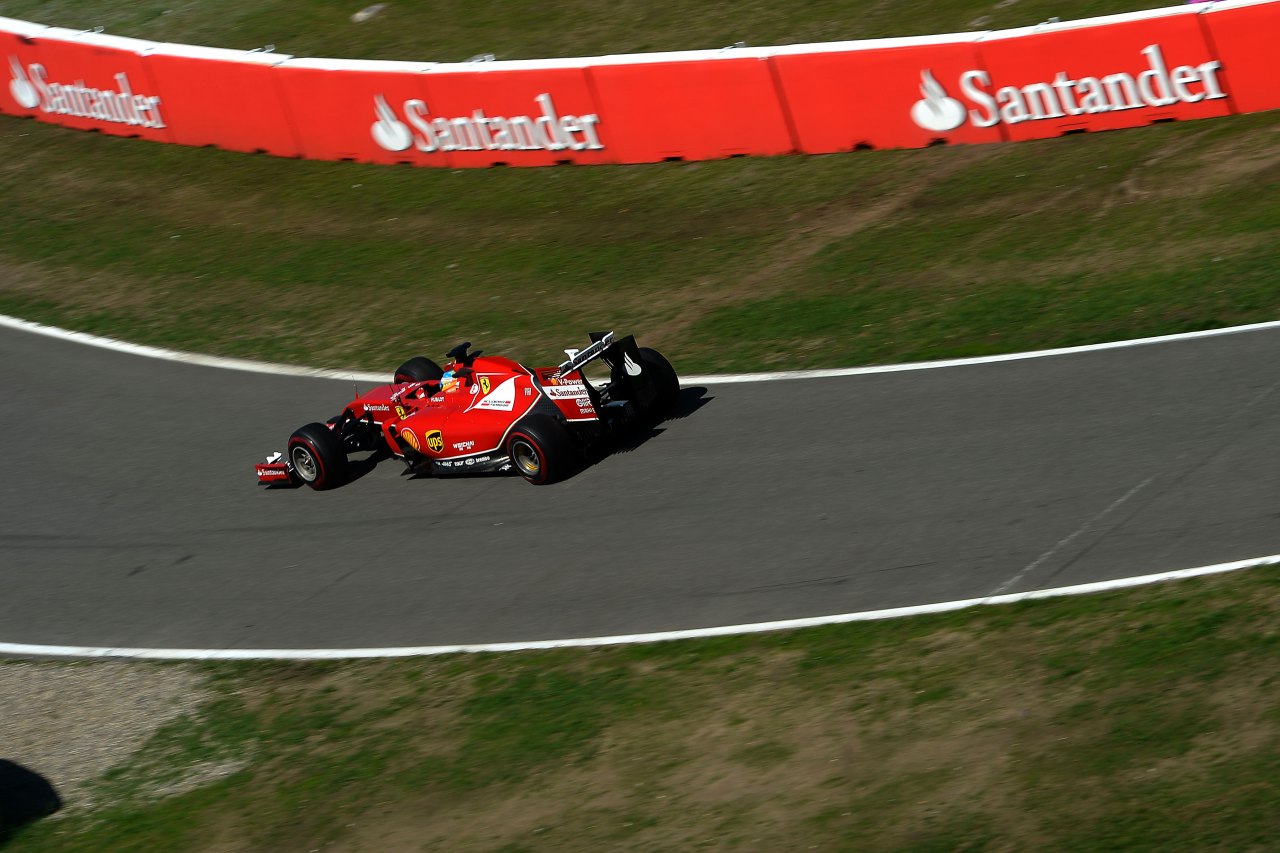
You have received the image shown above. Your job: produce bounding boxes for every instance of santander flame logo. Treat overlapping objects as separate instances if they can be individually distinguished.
[910,69,966,132]
[907,45,1226,133]
[6,56,165,127]
[8,56,39,109]
[371,94,413,151]
[370,91,604,154]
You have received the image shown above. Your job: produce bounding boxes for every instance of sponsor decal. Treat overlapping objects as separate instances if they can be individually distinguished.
[911,70,967,132]
[452,440,475,452]
[623,353,643,376]
[8,57,165,127]
[401,428,420,451]
[395,404,409,419]
[425,429,444,452]
[479,376,492,395]
[371,91,604,154]
[364,404,391,412]
[543,385,590,399]
[910,44,1225,132]
[470,376,517,412]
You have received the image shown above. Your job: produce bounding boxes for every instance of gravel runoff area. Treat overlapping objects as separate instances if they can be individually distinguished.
[0,661,210,812]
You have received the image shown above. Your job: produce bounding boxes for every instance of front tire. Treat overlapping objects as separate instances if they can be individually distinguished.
[393,356,444,384]
[288,422,349,491]
[506,415,579,485]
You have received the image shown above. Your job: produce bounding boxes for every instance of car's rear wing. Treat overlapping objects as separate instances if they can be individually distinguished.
[556,330,617,376]
[557,330,662,413]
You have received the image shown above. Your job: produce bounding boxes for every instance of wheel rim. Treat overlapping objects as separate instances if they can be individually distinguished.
[291,445,319,482]
[510,438,542,479]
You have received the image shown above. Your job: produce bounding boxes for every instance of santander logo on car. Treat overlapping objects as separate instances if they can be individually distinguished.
[909,43,1226,132]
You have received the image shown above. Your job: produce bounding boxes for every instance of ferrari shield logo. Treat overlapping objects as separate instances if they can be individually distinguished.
[395,404,408,419]
[479,376,492,395]
[425,429,444,452]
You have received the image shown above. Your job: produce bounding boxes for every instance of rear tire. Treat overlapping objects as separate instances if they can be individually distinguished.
[288,422,349,491]
[393,356,444,384]
[637,347,679,421]
[506,415,579,485]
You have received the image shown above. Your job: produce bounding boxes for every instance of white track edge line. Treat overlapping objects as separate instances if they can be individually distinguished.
[2,556,1274,661]
[3,313,1278,386]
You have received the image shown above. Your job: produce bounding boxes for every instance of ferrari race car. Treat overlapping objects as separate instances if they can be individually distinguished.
[255,331,679,489]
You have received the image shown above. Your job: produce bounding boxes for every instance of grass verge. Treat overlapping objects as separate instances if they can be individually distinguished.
[4,566,1278,851]
[0,0,1276,374]
[2,110,1275,374]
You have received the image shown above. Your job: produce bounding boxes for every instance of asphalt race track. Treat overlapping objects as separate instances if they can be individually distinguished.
[1,322,1277,653]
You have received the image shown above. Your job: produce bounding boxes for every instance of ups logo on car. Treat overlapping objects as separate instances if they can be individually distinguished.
[425,430,444,452]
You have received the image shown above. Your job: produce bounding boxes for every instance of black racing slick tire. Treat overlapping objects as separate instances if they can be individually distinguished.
[288,422,349,491]
[506,415,579,486]
[637,347,680,421]
[393,356,444,384]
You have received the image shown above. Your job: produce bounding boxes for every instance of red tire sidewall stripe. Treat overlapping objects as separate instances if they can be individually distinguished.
[510,430,548,484]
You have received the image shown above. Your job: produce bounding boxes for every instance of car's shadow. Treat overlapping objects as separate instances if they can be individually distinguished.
[584,385,712,465]
[347,449,392,484]
[406,385,712,483]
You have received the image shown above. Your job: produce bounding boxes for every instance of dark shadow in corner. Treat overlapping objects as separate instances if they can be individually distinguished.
[0,759,61,846]
[670,385,713,421]
[586,386,713,463]
[344,448,392,483]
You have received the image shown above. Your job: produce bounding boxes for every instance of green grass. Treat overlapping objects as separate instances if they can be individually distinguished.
[5,566,1278,851]
[0,2,1277,373]
[0,110,1275,373]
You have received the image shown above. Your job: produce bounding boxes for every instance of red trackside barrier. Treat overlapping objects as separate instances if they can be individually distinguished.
[11,27,172,142]
[3,2,1278,168]
[1200,0,1280,114]
[272,57,438,165]
[769,34,1001,152]
[0,16,46,117]
[412,61,608,167]
[143,44,301,157]
[585,50,795,163]
[972,7,1231,143]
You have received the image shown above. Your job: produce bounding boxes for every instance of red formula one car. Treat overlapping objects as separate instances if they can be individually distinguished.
[256,331,678,489]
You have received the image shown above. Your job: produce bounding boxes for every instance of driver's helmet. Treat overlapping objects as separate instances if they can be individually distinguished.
[440,369,461,393]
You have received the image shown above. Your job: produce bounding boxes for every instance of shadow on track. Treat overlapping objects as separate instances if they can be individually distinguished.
[593,385,712,460]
